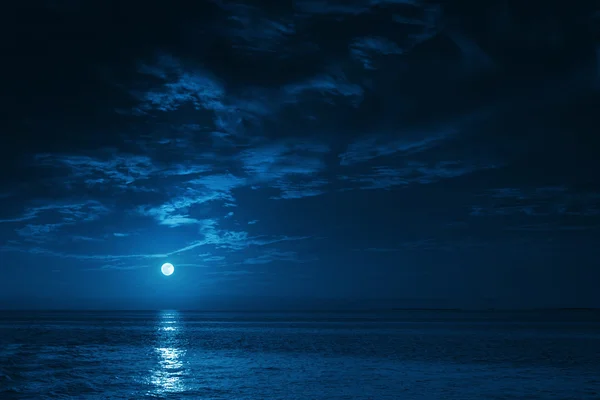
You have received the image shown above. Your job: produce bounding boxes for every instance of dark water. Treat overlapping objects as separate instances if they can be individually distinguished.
[1,310,599,399]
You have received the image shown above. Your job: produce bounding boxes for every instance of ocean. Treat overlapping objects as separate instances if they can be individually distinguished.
[0,310,599,399]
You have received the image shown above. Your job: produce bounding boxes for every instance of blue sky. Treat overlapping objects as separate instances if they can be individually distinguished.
[1,0,599,309]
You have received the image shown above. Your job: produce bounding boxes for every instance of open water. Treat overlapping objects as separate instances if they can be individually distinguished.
[0,310,599,399]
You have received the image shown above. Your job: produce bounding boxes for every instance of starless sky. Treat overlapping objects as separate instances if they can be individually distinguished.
[1,0,599,309]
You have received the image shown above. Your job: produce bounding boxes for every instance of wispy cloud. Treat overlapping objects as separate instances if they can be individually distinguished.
[35,153,157,191]
[130,54,278,137]
[341,161,496,190]
[295,0,428,17]
[270,178,328,200]
[504,223,600,232]
[0,245,167,262]
[210,1,295,54]
[1,217,312,268]
[240,141,329,180]
[1,201,110,243]
[138,174,245,226]
[238,141,330,199]
[338,129,456,166]
[202,255,227,263]
[113,232,130,237]
[446,31,495,71]
[295,1,371,16]
[240,249,317,265]
[283,71,364,106]
[350,36,404,69]
[355,237,490,252]
[87,262,153,271]
[166,219,313,254]
[134,54,225,114]
[470,187,600,217]
[1,201,107,224]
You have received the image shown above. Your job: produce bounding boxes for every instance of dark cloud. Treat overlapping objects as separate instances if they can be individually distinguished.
[340,161,498,190]
[338,131,451,166]
[209,0,295,54]
[34,153,158,191]
[471,187,600,218]
[349,36,404,69]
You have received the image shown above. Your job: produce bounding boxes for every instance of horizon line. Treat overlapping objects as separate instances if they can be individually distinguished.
[1,307,599,312]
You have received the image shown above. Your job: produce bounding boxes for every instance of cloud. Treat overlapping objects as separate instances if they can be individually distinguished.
[31,137,332,235]
[71,235,105,242]
[1,217,312,268]
[35,153,157,191]
[294,1,371,16]
[1,201,110,243]
[270,178,328,199]
[238,141,330,199]
[295,0,426,17]
[241,249,316,265]
[209,1,295,54]
[594,45,600,85]
[0,217,310,265]
[138,174,245,226]
[470,187,600,217]
[358,240,437,252]
[240,141,329,180]
[341,161,496,190]
[338,129,456,166]
[33,150,224,210]
[88,262,153,271]
[392,4,441,28]
[168,219,312,253]
[338,107,493,166]
[130,54,278,137]
[202,255,227,263]
[504,223,599,232]
[133,54,225,114]
[0,244,167,263]
[204,269,255,276]
[350,37,404,69]
[355,237,489,252]
[446,31,495,71]
[16,223,65,241]
[295,1,442,61]
[1,201,108,224]
[356,247,403,253]
[283,71,364,106]
[248,220,259,225]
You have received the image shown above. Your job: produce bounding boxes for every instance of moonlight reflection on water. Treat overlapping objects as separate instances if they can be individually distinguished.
[149,311,188,395]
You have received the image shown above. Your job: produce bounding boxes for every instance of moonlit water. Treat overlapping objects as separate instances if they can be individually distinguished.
[1,310,599,399]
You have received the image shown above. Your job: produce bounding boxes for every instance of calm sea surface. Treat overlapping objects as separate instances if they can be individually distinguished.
[0,310,599,399]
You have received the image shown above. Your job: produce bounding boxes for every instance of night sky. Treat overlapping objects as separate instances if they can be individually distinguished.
[1,1,599,310]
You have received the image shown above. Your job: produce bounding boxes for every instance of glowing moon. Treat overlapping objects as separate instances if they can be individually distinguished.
[161,263,174,276]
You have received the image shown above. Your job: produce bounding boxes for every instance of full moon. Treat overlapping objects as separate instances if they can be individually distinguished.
[161,263,174,276]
